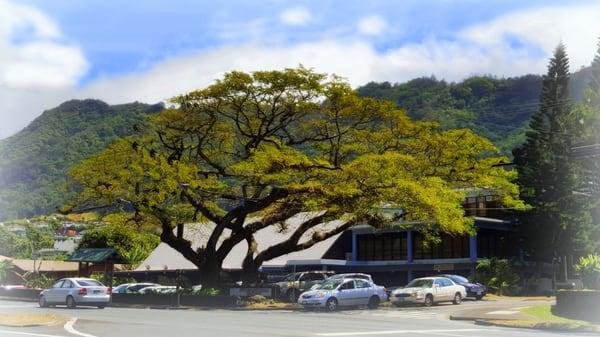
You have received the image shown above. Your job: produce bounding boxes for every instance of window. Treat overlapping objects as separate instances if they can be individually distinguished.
[52,281,64,288]
[61,280,73,288]
[301,273,324,281]
[440,278,453,287]
[433,279,443,287]
[340,281,355,290]
[355,279,370,288]
[75,279,103,287]
[356,232,407,261]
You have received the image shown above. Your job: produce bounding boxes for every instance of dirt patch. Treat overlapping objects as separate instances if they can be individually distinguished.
[0,314,65,327]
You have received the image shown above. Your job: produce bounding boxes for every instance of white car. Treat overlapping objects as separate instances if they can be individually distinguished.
[298,278,387,311]
[39,278,110,309]
[390,277,467,307]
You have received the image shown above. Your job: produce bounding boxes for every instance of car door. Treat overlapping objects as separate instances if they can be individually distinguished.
[354,279,372,305]
[58,280,74,303]
[46,280,64,303]
[440,278,454,301]
[432,279,446,301]
[337,280,358,306]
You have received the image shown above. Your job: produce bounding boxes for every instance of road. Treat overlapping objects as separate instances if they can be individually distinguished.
[0,298,595,337]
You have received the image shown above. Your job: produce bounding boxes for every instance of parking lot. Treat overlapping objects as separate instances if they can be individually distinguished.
[0,297,587,337]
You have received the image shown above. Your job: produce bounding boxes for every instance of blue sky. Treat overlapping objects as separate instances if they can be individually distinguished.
[1,0,599,138]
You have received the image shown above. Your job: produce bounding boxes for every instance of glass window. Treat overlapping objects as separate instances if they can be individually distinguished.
[75,279,103,287]
[340,281,355,290]
[301,273,324,281]
[449,275,469,283]
[433,279,443,287]
[61,280,73,288]
[284,273,300,282]
[355,279,370,288]
[52,280,64,288]
[441,278,453,287]
[406,279,433,288]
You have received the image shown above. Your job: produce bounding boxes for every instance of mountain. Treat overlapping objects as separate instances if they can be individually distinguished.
[357,67,591,154]
[0,99,163,220]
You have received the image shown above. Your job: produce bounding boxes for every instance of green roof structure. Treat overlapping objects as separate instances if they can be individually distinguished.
[68,248,129,264]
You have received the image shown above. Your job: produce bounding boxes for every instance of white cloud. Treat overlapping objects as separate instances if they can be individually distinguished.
[0,0,88,138]
[357,15,387,36]
[2,1,600,139]
[279,7,312,26]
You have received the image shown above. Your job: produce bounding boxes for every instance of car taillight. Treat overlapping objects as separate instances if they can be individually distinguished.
[78,288,87,295]
[107,288,112,295]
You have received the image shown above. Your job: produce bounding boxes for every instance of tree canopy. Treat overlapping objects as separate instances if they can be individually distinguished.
[67,67,524,283]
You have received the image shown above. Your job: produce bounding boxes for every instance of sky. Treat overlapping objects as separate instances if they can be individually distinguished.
[1,0,599,139]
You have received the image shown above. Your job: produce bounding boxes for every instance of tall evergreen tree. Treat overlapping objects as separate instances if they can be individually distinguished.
[513,43,593,262]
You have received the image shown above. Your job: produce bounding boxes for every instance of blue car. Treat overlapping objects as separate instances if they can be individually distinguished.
[440,274,486,300]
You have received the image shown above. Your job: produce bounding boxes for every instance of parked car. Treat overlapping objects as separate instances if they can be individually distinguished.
[113,283,160,293]
[39,278,110,309]
[310,273,374,290]
[298,278,387,311]
[138,286,177,294]
[390,277,466,307]
[439,274,487,300]
[273,271,334,302]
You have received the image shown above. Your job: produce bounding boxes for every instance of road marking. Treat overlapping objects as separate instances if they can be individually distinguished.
[314,328,486,336]
[486,310,518,315]
[0,330,68,337]
[63,318,97,337]
[370,311,438,319]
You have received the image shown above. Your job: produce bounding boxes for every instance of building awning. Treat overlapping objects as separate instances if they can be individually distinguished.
[68,248,129,264]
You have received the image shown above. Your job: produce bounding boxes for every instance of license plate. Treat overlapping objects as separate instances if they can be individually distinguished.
[93,290,102,294]
[476,291,482,295]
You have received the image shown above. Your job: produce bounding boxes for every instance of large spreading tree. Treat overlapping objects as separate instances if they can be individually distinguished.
[513,43,596,262]
[67,67,524,284]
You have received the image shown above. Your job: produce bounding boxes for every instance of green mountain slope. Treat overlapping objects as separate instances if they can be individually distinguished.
[0,99,163,220]
[357,68,589,154]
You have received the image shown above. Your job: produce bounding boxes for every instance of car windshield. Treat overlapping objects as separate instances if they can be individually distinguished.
[406,279,433,288]
[319,280,343,290]
[449,275,469,283]
[76,280,103,287]
[283,273,300,282]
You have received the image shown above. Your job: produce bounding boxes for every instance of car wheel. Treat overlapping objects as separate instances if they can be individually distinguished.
[66,296,77,309]
[325,297,338,312]
[452,293,462,305]
[367,296,380,310]
[424,294,434,307]
[97,305,106,309]
[287,290,299,303]
[38,296,48,308]
[475,295,483,300]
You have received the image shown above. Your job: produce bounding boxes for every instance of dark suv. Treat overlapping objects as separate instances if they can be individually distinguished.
[273,271,334,302]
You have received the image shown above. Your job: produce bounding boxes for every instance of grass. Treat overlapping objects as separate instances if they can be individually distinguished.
[522,305,586,323]
[0,314,64,326]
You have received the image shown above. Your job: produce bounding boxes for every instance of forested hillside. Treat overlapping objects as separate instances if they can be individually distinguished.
[357,68,590,153]
[0,100,163,220]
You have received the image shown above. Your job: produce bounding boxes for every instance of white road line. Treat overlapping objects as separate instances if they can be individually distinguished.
[63,318,96,337]
[314,328,486,336]
[0,330,68,337]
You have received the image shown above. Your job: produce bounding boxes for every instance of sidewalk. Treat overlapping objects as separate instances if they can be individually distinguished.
[449,299,600,333]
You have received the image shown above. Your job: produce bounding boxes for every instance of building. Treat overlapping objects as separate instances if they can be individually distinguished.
[130,192,517,286]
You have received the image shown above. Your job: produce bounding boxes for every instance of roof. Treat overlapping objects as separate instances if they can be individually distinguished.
[68,248,129,264]
[0,255,79,272]
[137,213,345,271]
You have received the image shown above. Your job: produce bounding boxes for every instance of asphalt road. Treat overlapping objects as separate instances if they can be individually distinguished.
[0,298,595,337]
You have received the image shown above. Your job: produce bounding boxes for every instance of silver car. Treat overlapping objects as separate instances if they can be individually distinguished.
[298,278,387,311]
[39,278,110,309]
[311,273,374,290]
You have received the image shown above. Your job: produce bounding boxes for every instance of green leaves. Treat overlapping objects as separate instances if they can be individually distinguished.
[69,67,523,252]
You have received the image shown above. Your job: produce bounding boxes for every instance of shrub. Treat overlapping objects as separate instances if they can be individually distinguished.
[575,254,600,290]
[474,258,520,295]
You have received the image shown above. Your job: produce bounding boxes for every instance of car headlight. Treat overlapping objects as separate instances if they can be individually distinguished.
[316,291,325,298]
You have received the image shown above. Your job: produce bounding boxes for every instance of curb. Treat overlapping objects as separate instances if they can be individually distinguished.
[473,319,600,333]
[449,315,512,321]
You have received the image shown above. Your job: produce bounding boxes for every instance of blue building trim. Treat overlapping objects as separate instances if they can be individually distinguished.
[351,231,358,261]
[469,235,477,262]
